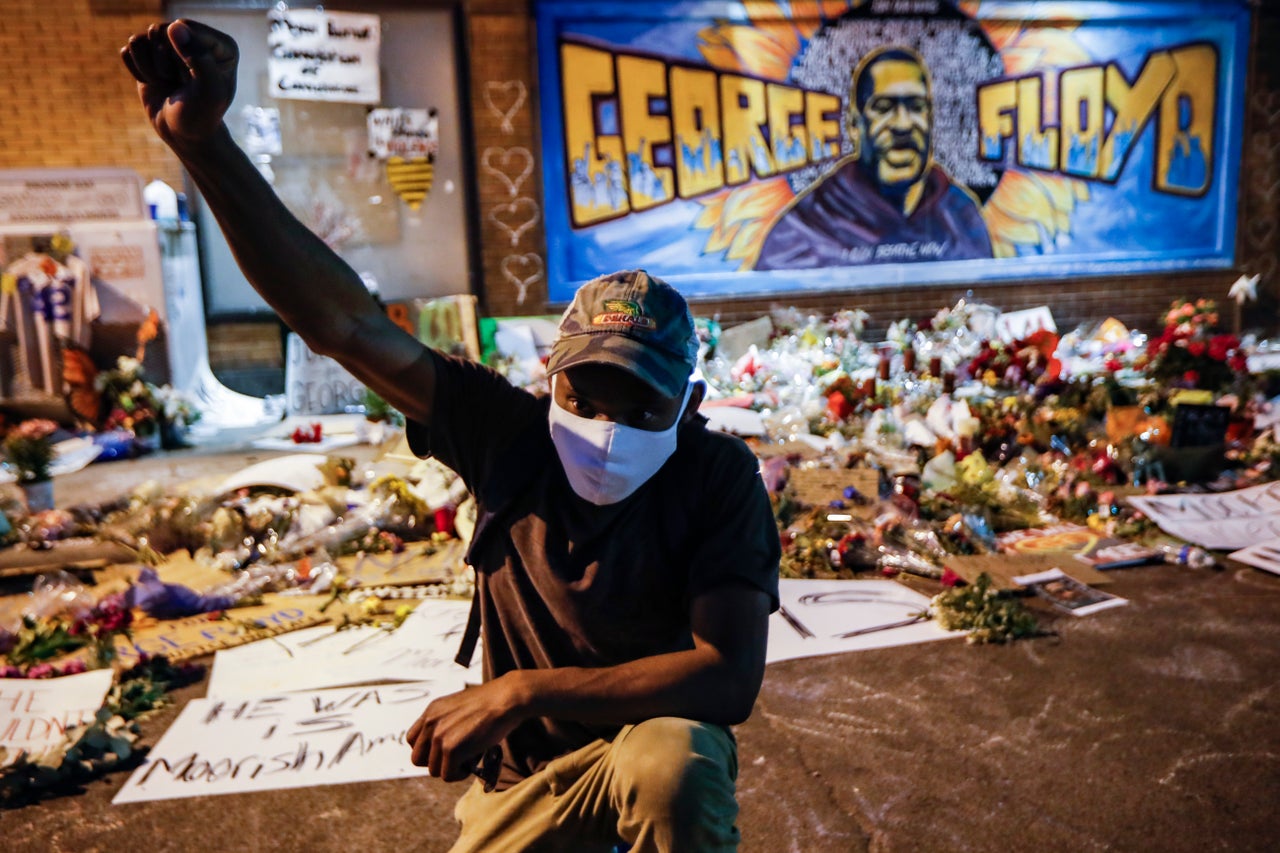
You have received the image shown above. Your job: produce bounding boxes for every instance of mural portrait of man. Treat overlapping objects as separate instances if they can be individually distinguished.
[755,46,993,271]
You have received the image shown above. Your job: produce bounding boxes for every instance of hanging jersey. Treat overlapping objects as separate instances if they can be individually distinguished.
[0,252,99,396]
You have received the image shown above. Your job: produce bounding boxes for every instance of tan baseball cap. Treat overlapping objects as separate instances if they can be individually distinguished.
[545,270,697,398]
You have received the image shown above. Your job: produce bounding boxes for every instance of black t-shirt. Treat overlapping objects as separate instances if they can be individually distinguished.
[407,351,781,787]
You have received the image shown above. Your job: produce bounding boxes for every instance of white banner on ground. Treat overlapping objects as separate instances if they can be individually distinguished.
[766,579,956,664]
[1127,481,1280,550]
[113,682,438,803]
[0,669,113,764]
[207,599,479,699]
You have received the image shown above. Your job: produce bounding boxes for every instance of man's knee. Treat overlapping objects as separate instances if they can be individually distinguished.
[609,717,738,826]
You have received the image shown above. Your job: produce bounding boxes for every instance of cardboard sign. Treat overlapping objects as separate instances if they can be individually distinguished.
[335,540,466,588]
[88,595,331,668]
[267,8,381,105]
[787,467,880,515]
[113,682,437,803]
[0,669,113,764]
[944,552,1110,591]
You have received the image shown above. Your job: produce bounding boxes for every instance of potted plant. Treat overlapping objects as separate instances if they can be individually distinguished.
[3,418,59,511]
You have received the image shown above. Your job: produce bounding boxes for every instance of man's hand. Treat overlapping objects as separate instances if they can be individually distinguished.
[120,20,238,148]
[407,676,525,783]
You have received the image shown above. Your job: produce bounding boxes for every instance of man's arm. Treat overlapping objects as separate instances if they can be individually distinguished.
[121,20,435,425]
[407,583,772,782]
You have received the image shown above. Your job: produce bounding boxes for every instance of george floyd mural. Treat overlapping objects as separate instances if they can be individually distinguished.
[534,0,1250,302]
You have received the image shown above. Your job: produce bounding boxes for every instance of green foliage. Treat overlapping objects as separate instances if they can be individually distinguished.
[3,616,89,667]
[929,573,1042,644]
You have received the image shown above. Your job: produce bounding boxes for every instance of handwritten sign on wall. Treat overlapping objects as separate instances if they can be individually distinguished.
[368,108,439,160]
[267,8,381,105]
[0,669,113,764]
[113,682,438,803]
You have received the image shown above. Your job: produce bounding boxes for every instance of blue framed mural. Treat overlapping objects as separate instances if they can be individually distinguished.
[534,1,1250,303]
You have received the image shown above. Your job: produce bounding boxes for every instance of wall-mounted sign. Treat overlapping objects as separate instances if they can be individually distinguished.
[367,108,439,160]
[368,109,440,210]
[267,7,381,105]
[534,0,1250,301]
[0,168,145,224]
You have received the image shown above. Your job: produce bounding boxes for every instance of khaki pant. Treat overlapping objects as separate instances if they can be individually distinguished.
[448,717,740,853]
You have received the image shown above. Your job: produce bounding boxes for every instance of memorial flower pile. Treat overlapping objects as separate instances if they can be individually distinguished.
[1138,298,1248,392]
[655,294,1279,618]
[97,356,163,440]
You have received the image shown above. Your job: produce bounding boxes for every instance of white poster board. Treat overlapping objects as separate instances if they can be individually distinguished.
[766,579,956,664]
[0,669,114,764]
[207,599,479,699]
[267,8,381,105]
[285,332,367,416]
[113,682,436,803]
[1126,481,1280,550]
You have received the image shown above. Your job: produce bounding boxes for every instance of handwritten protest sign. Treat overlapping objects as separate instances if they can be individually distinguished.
[767,579,955,664]
[1127,481,1280,550]
[113,682,436,803]
[367,108,439,160]
[0,669,113,764]
[267,8,381,105]
[207,599,478,699]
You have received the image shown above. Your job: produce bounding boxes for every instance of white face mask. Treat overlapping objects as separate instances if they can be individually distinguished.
[548,377,694,506]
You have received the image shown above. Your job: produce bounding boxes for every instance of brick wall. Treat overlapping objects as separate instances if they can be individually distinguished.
[0,0,183,188]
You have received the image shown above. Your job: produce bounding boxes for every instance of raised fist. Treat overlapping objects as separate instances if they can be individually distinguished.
[121,20,239,148]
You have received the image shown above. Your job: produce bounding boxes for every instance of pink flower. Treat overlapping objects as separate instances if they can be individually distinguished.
[58,659,87,675]
[89,594,133,633]
[26,663,55,679]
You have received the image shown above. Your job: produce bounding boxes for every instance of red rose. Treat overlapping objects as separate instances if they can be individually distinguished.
[1187,341,1206,357]
[1208,334,1238,362]
[1183,370,1200,386]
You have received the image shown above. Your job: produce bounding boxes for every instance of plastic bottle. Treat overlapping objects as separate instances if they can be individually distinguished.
[1157,543,1216,568]
[144,179,179,221]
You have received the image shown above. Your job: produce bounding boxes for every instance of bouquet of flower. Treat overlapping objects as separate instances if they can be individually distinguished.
[1139,298,1247,392]
[2,419,58,483]
[97,356,162,437]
